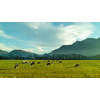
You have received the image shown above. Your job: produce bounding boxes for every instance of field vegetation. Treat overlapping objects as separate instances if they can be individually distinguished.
[0,60,100,78]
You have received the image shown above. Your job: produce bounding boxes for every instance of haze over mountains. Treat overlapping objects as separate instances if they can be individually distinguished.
[1,37,100,57]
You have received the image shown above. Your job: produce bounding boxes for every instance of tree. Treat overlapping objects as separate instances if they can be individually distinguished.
[15,56,20,59]
[9,54,14,58]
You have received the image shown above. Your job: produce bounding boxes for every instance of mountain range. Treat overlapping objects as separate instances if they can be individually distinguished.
[0,50,37,57]
[0,50,8,55]
[1,37,100,57]
[50,37,100,56]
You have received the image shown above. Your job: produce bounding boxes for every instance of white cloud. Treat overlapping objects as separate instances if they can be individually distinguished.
[25,22,39,29]
[23,48,34,52]
[37,47,47,52]
[0,30,14,39]
[25,22,95,47]
[0,43,19,51]
[0,22,95,54]
[9,42,11,45]
[57,22,94,45]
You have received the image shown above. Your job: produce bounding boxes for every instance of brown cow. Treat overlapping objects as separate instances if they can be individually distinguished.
[31,61,35,66]
[59,61,62,63]
[14,64,19,69]
[37,62,41,64]
[47,63,51,65]
[52,61,54,64]
[75,64,80,68]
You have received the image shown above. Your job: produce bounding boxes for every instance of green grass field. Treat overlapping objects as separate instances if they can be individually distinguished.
[0,60,100,78]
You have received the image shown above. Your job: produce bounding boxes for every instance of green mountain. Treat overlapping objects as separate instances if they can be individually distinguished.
[50,37,100,56]
[0,50,8,55]
[8,50,37,57]
[1,37,100,57]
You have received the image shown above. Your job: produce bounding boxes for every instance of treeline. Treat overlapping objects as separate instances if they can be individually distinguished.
[35,54,100,60]
[0,55,31,60]
[1,54,100,60]
[51,54,100,60]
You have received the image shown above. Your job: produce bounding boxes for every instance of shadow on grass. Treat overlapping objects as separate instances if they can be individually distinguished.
[66,67,75,68]
[0,69,11,70]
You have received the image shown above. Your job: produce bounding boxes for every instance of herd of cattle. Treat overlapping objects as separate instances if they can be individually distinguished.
[14,60,80,69]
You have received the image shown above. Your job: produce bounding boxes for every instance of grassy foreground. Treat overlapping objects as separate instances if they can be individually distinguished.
[0,60,100,78]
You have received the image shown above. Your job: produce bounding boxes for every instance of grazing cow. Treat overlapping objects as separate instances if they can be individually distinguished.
[48,60,50,62]
[22,61,28,63]
[47,63,51,65]
[59,61,62,63]
[37,62,41,64]
[75,64,80,68]
[14,64,19,69]
[52,61,54,64]
[31,61,35,66]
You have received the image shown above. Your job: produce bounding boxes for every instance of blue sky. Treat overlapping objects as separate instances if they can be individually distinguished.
[0,22,100,54]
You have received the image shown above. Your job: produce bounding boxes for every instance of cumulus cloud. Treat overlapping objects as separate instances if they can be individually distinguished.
[0,22,95,54]
[57,22,94,45]
[0,30,14,39]
[25,22,95,48]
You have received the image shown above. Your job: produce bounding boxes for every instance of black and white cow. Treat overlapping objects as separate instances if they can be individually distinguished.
[31,61,35,66]
[14,64,19,69]
[22,61,28,63]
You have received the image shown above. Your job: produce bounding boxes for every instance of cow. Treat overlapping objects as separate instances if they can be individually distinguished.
[52,61,54,64]
[75,64,80,68]
[59,61,62,63]
[14,64,19,69]
[22,61,28,63]
[47,63,51,65]
[37,62,41,64]
[48,60,50,62]
[31,61,35,66]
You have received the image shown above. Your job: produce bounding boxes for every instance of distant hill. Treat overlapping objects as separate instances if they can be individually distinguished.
[50,37,100,56]
[7,50,37,57]
[0,50,37,58]
[1,37,100,58]
[0,50,8,55]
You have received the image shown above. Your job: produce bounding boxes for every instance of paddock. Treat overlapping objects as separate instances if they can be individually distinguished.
[0,60,100,78]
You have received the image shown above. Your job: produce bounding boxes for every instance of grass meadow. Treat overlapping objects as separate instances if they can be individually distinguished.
[0,60,100,78]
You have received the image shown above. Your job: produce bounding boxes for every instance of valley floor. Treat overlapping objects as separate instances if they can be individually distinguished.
[0,60,100,78]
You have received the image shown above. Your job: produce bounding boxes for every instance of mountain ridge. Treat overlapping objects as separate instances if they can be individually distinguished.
[1,37,100,57]
[0,50,8,55]
[50,37,100,56]
[0,49,37,57]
